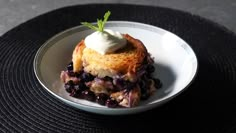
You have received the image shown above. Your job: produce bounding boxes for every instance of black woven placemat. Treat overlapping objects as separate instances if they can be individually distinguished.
[0,4,236,133]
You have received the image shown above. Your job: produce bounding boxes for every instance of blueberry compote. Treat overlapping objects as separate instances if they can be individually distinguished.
[62,62,162,108]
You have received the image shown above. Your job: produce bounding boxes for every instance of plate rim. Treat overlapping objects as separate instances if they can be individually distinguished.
[33,21,198,115]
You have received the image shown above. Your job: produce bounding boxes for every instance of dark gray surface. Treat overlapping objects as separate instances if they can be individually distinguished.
[1,3,236,133]
[0,0,235,35]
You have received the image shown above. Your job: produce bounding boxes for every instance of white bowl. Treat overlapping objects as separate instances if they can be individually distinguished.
[34,21,198,115]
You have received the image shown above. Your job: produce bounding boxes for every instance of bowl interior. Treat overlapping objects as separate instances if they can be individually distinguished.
[34,21,198,115]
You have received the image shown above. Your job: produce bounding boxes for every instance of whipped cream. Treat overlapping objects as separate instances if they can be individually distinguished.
[84,29,127,54]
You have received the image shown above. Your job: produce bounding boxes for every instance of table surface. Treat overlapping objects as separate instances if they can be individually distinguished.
[0,1,236,133]
[0,0,236,36]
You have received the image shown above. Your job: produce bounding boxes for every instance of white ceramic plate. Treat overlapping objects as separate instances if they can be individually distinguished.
[34,21,198,115]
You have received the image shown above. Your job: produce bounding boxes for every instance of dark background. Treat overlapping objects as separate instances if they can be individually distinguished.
[0,1,236,133]
[0,0,235,36]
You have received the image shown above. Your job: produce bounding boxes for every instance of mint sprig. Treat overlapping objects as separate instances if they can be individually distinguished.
[81,11,111,32]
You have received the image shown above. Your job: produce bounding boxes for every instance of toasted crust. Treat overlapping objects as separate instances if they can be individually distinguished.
[72,34,148,77]
[72,40,85,72]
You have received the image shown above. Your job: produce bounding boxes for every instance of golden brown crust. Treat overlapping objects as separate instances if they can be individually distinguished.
[72,40,85,72]
[72,34,148,77]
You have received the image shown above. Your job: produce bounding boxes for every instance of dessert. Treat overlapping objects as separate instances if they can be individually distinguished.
[60,11,162,108]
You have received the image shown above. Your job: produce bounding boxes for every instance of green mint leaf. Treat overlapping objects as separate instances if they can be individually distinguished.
[102,11,111,30]
[97,19,103,32]
[81,22,98,31]
[81,11,111,32]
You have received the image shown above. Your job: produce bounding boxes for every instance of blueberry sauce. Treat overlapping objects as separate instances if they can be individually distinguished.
[96,93,109,105]
[64,80,74,93]
[106,98,118,108]
[81,90,96,101]
[63,60,162,108]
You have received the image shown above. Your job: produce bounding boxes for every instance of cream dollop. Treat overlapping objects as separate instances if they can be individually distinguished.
[84,29,127,54]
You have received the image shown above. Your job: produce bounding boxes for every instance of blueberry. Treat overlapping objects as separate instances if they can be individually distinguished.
[75,71,81,78]
[81,72,94,82]
[64,80,74,93]
[146,73,152,78]
[124,81,135,91]
[70,82,88,98]
[114,79,125,90]
[114,79,135,91]
[139,80,147,93]
[82,90,95,101]
[106,98,118,108]
[153,78,162,89]
[78,82,89,90]
[139,80,151,100]
[71,84,83,98]
[70,89,77,97]
[115,79,124,85]
[68,71,76,77]
[96,93,109,105]
[103,76,113,81]
[65,84,73,93]
[67,62,73,71]
[141,92,150,100]
[147,65,155,73]
[74,84,80,90]
[68,80,74,85]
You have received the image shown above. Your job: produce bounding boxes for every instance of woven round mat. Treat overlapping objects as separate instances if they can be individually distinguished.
[0,4,236,133]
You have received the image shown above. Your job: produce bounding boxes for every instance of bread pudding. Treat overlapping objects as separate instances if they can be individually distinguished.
[60,11,162,108]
